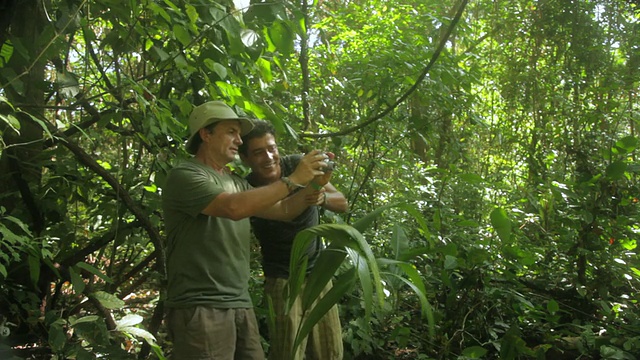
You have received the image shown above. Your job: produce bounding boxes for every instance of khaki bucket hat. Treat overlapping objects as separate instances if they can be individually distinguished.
[185,101,254,154]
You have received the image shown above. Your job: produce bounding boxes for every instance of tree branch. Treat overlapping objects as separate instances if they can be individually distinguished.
[301,0,469,139]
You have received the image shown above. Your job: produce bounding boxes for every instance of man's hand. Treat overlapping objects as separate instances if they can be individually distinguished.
[310,152,335,187]
[303,189,326,206]
[288,150,327,186]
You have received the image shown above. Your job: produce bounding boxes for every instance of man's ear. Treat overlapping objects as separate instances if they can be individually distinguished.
[198,127,210,142]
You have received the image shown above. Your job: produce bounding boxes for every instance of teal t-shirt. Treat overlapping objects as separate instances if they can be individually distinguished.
[162,158,253,308]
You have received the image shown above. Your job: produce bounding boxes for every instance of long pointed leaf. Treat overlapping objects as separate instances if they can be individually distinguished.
[292,268,357,358]
[345,248,374,319]
[301,246,347,310]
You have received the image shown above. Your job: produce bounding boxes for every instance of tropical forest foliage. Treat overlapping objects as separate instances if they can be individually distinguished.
[1,0,640,359]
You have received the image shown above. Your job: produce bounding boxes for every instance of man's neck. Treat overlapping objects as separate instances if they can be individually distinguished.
[194,152,228,174]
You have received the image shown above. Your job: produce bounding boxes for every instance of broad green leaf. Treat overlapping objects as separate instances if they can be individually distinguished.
[444,255,458,270]
[116,314,144,329]
[256,57,273,82]
[267,20,294,57]
[173,25,192,47]
[185,3,198,24]
[615,136,638,153]
[490,207,511,242]
[460,173,485,183]
[241,29,259,48]
[91,291,124,310]
[547,299,559,314]
[69,266,86,294]
[119,326,157,343]
[147,2,170,22]
[456,219,479,227]
[606,160,627,180]
[213,62,228,80]
[462,346,488,358]
[48,323,66,352]
[56,71,80,98]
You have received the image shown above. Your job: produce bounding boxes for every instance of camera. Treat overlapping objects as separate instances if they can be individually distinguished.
[322,160,335,172]
[321,152,335,172]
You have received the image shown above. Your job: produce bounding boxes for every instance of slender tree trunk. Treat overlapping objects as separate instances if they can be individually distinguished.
[0,0,47,234]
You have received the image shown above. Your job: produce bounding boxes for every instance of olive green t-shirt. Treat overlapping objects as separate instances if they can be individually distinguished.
[162,158,253,308]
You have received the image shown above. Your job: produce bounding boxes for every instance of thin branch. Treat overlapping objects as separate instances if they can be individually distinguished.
[301,0,470,139]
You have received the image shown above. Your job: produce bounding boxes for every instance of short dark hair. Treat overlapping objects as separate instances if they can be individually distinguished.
[239,120,276,155]
[186,122,219,154]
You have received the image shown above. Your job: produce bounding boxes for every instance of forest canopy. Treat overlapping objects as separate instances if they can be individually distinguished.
[1,0,639,359]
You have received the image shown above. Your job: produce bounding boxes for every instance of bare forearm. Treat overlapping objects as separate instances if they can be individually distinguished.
[202,179,290,220]
[323,191,348,213]
[254,186,314,221]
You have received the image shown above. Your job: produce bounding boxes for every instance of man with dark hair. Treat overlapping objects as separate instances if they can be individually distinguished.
[162,101,329,359]
[240,120,347,360]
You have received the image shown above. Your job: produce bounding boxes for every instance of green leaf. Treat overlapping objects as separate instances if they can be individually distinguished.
[300,245,346,311]
[91,291,124,310]
[444,255,458,270]
[0,40,14,66]
[119,326,157,343]
[345,248,374,319]
[456,219,479,227]
[213,62,228,80]
[460,173,485,183]
[48,323,67,352]
[547,299,559,314]
[615,136,638,153]
[352,203,397,232]
[606,160,627,180]
[0,113,20,134]
[116,314,144,329]
[76,262,112,283]
[69,266,86,294]
[185,3,198,24]
[462,346,488,358]
[292,268,356,357]
[144,184,158,193]
[173,25,192,47]
[396,203,432,243]
[70,315,100,326]
[56,70,80,98]
[267,20,294,57]
[490,207,511,242]
[390,224,409,260]
[378,259,435,340]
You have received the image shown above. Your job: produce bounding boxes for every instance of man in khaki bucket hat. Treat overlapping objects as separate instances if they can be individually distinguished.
[162,100,329,359]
